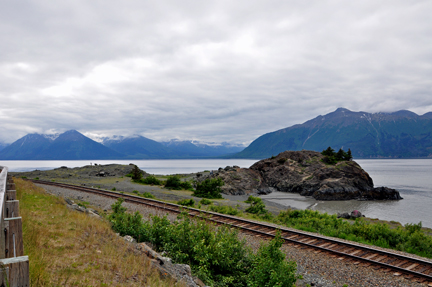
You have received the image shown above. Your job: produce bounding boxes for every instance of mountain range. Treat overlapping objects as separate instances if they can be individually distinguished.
[233,108,432,159]
[0,142,9,152]
[1,108,431,160]
[0,130,243,160]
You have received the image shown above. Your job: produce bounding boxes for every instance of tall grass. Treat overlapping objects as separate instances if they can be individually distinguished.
[15,178,178,287]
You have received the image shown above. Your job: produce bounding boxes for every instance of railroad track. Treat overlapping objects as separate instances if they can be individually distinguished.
[29,179,432,285]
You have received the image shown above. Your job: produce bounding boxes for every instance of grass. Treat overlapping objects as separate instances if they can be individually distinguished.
[15,178,180,287]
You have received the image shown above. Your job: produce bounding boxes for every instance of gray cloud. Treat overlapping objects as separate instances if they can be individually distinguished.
[1,0,431,144]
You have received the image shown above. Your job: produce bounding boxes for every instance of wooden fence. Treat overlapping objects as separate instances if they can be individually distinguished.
[0,166,29,286]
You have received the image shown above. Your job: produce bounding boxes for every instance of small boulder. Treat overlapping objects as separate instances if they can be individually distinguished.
[350,210,362,218]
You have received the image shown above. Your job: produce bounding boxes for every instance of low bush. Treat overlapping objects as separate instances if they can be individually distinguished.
[177,199,195,207]
[275,209,432,258]
[193,178,224,199]
[142,192,156,199]
[199,198,212,205]
[209,205,241,216]
[138,175,162,185]
[108,199,300,286]
[247,231,299,287]
[165,175,193,190]
[245,196,267,215]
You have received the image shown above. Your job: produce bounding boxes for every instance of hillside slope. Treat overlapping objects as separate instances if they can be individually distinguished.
[234,108,432,159]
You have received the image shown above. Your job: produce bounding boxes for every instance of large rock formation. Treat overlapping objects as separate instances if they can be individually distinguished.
[201,150,402,201]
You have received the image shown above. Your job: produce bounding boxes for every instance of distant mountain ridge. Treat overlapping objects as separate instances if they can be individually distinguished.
[0,130,243,160]
[0,130,122,160]
[0,142,10,152]
[234,108,432,159]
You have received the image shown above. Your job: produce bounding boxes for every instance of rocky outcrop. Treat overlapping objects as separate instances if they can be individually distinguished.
[201,150,402,201]
[200,166,266,195]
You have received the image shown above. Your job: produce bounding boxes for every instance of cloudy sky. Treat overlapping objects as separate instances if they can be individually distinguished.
[1,0,431,145]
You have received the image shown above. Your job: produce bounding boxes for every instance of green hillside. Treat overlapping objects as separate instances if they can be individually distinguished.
[234,108,432,159]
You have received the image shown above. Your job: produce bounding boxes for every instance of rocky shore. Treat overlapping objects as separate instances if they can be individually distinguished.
[196,150,403,201]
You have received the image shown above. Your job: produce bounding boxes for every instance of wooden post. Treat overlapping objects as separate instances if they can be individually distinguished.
[5,190,16,201]
[0,256,29,287]
[0,167,7,260]
[6,183,15,191]
[0,167,28,285]
[5,201,20,218]
[4,218,24,258]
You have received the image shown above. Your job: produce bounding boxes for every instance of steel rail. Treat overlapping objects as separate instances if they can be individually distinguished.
[28,179,432,283]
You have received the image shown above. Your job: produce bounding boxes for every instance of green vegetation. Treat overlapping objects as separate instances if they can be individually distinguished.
[16,179,174,287]
[111,187,116,191]
[108,199,300,286]
[177,198,195,207]
[245,196,268,215]
[277,158,287,164]
[193,178,224,199]
[247,231,298,287]
[138,175,163,185]
[209,205,242,216]
[141,192,156,199]
[77,201,90,209]
[199,198,213,205]
[165,175,193,190]
[130,165,143,180]
[321,147,352,164]
[132,190,139,195]
[275,209,432,258]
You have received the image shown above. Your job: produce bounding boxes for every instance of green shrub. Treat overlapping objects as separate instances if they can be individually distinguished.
[277,158,287,164]
[275,209,432,258]
[35,177,39,180]
[247,231,300,287]
[108,200,299,287]
[21,176,27,179]
[193,178,224,199]
[142,192,156,199]
[199,198,212,205]
[180,181,193,190]
[139,175,162,185]
[209,205,241,216]
[177,199,195,207]
[132,190,139,195]
[111,187,116,191]
[164,175,192,190]
[245,196,267,215]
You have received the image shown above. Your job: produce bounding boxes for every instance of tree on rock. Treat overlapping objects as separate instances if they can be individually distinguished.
[131,165,142,180]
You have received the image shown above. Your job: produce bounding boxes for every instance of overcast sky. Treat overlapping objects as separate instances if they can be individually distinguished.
[1,0,431,145]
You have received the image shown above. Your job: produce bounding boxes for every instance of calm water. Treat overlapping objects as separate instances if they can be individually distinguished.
[2,158,431,228]
[262,159,432,228]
